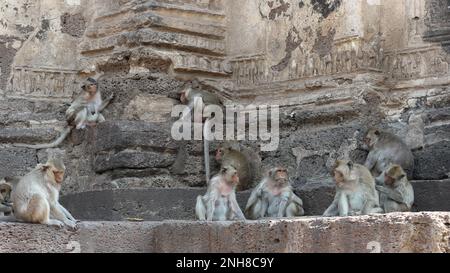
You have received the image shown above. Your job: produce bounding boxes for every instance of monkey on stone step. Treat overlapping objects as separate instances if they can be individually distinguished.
[376,164,414,213]
[323,160,383,217]
[12,158,77,229]
[245,167,304,220]
[195,165,245,221]
[179,85,223,183]
[364,128,414,181]
[13,78,114,149]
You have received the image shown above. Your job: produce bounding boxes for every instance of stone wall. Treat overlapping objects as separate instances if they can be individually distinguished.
[0,0,449,199]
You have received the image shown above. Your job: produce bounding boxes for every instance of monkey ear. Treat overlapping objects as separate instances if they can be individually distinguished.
[399,174,405,180]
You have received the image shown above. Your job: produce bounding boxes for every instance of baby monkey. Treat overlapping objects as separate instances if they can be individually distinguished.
[195,165,246,221]
[245,167,304,220]
[323,160,383,217]
[376,164,414,213]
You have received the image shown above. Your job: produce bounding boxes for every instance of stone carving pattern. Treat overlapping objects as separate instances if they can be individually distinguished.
[9,66,78,98]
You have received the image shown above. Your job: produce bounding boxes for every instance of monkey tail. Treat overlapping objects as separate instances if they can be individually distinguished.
[13,127,72,149]
[203,118,211,184]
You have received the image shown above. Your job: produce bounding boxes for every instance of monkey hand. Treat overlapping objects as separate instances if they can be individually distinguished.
[107,93,115,101]
[375,185,387,193]
[64,219,79,231]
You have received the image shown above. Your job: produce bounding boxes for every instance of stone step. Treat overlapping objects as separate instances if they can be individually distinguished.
[80,29,226,56]
[0,212,449,253]
[60,180,450,221]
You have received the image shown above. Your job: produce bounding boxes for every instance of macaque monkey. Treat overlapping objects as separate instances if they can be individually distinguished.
[364,128,414,181]
[14,78,114,149]
[376,164,414,213]
[215,144,260,191]
[12,158,77,229]
[323,160,383,217]
[245,167,304,220]
[179,85,223,183]
[0,181,13,216]
[195,165,246,221]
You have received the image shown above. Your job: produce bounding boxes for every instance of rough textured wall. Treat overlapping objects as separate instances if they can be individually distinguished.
[0,0,89,182]
[0,0,449,200]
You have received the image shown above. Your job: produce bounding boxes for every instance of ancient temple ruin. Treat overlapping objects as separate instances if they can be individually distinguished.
[0,0,449,252]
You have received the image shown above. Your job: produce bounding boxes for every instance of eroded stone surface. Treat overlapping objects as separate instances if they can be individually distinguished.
[60,181,450,221]
[0,212,449,253]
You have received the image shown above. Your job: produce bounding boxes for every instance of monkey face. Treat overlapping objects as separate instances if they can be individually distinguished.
[43,160,66,184]
[334,170,345,187]
[272,167,289,186]
[180,87,191,104]
[52,169,65,184]
[364,129,380,148]
[0,184,11,203]
[216,147,230,161]
[384,174,395,186]
[215,148,223,161]
[384,165,406,187]
[180,92,187,103]
[333,160,353,188]
[222,165,239,186]
[86,84,97,96]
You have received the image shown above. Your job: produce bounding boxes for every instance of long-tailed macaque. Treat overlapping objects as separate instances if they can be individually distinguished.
[12,158,77,229]
[376,164,414,213]
[364,128,414,180]
[215,144,261,191]
[195,165,246,221]
[179,85,223,183]
[14,78,114,149]
[245,167,304,220]
[323,160,383,217]
[0,181,13,216]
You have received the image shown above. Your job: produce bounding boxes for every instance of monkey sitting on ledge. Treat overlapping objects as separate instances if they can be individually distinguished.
[13,77,114,149]
[323,160,383,217]
[376,164,414,213]
[10,158,78,229]
[364,128,414,180]
[195,165,246,221]
[245,167,304,220]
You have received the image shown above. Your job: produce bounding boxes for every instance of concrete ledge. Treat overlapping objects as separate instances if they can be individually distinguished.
[60,181,450,221]
[1,212,449,253]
